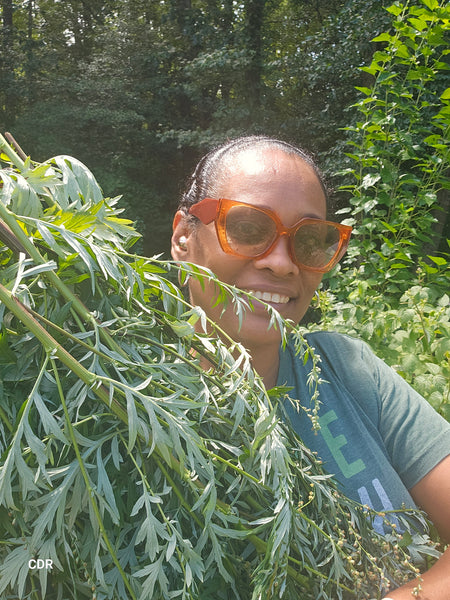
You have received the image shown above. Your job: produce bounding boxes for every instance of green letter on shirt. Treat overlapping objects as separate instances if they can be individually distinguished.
[319,410,366,478]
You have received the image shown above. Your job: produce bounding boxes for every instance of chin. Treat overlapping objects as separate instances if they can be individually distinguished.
[229,312,284,349]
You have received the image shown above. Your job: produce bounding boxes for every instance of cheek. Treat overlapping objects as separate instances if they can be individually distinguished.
[189,228,247,285]
[188,258,247,311]
[301,273,323,304]
[187,252,252,323]
[305,272,323,290]
[292,272,323,317]
[188,227,221,267]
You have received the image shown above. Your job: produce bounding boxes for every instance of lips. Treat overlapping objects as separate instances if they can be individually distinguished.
[247,290,290,304]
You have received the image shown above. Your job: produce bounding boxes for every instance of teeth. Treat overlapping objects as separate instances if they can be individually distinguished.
[248,290,290,304]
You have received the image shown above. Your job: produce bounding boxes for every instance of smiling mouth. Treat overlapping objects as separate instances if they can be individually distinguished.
[247,290,290,304]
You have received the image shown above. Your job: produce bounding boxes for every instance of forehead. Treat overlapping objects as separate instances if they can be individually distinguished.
[215,148,327,218]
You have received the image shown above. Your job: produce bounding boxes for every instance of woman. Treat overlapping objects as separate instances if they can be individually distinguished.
[171,136,450,599]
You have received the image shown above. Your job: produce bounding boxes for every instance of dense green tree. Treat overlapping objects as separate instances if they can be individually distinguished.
[0,0,414,255]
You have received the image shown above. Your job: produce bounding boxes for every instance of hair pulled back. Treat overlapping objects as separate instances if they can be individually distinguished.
[178,136,329,219]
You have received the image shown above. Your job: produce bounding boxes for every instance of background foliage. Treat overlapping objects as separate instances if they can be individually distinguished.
[311,0,450,420]
[0,0,416,255]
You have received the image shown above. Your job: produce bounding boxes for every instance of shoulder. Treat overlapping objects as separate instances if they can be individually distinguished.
[283,330,413,408]
[295,330,377,371]
[302,330,368,353]
[288,330,423,398]
[280,330,383,399]
[282,330,450,491]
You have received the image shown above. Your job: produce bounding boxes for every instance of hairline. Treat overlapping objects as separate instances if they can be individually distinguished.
[178,136,329,222]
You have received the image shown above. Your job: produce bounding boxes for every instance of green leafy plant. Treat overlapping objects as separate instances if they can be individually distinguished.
[0,134,441,599]
[337,0,449,282]
[316,0,449,420]
[314,281,450,420]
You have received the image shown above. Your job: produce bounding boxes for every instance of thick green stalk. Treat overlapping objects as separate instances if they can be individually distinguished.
[0,282,246,506]
[0,282,252,494]
[0,282,126,421]
[0,133,26,171]
[0,217,27,255]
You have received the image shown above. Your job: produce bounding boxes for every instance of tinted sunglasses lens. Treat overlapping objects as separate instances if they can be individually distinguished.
[294,222,341,269]
[225,205,276,256]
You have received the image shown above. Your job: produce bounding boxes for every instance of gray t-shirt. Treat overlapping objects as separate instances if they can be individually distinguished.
[277,331,450,533]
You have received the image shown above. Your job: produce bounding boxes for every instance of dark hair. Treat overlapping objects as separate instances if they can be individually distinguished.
[177,135,329,219]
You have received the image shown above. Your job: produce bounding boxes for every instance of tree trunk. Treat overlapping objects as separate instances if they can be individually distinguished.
[244,0,265,113]
[1,0,15,128]
[219,0,234,101]
[26,0,35,102]
[2,0,13,33]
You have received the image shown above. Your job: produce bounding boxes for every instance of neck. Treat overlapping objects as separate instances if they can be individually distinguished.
[192,313,281,388]
[247,342,280,389]
[195,337,280,389]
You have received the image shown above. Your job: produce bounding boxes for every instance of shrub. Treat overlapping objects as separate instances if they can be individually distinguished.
[317,0,450,420]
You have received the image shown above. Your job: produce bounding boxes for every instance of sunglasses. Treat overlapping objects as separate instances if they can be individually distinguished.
[189,198,352,273]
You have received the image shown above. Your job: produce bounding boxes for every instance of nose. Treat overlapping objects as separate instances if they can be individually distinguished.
[253,235,300,276]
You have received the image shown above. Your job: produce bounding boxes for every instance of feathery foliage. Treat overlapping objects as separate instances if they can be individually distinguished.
[0,134,440,599]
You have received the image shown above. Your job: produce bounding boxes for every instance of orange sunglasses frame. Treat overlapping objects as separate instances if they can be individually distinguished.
[189,198,352,273]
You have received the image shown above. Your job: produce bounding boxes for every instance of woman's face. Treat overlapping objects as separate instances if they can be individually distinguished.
[171,148,327,351]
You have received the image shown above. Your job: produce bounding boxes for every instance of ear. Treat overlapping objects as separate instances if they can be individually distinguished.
[171,211,193,260]
[172,211,182,231]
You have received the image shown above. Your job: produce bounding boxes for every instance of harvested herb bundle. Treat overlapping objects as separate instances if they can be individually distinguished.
[0,134,438,600]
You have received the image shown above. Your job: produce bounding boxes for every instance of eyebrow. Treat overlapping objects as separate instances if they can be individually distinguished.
[300,212,325,220]
[256,204,325,221]
[224,198,327,223]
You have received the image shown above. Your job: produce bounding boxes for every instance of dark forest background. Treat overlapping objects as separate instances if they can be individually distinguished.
[1,0,398,255]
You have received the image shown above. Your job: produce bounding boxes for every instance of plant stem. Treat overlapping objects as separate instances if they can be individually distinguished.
[4,132,28,161]
[0,202,130,361]
[0,217,28,255]
[0,282,239,509]
[0,282,126,421]
[0,132,26,171]
[0,403,13,433]
[50,357,137,600]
